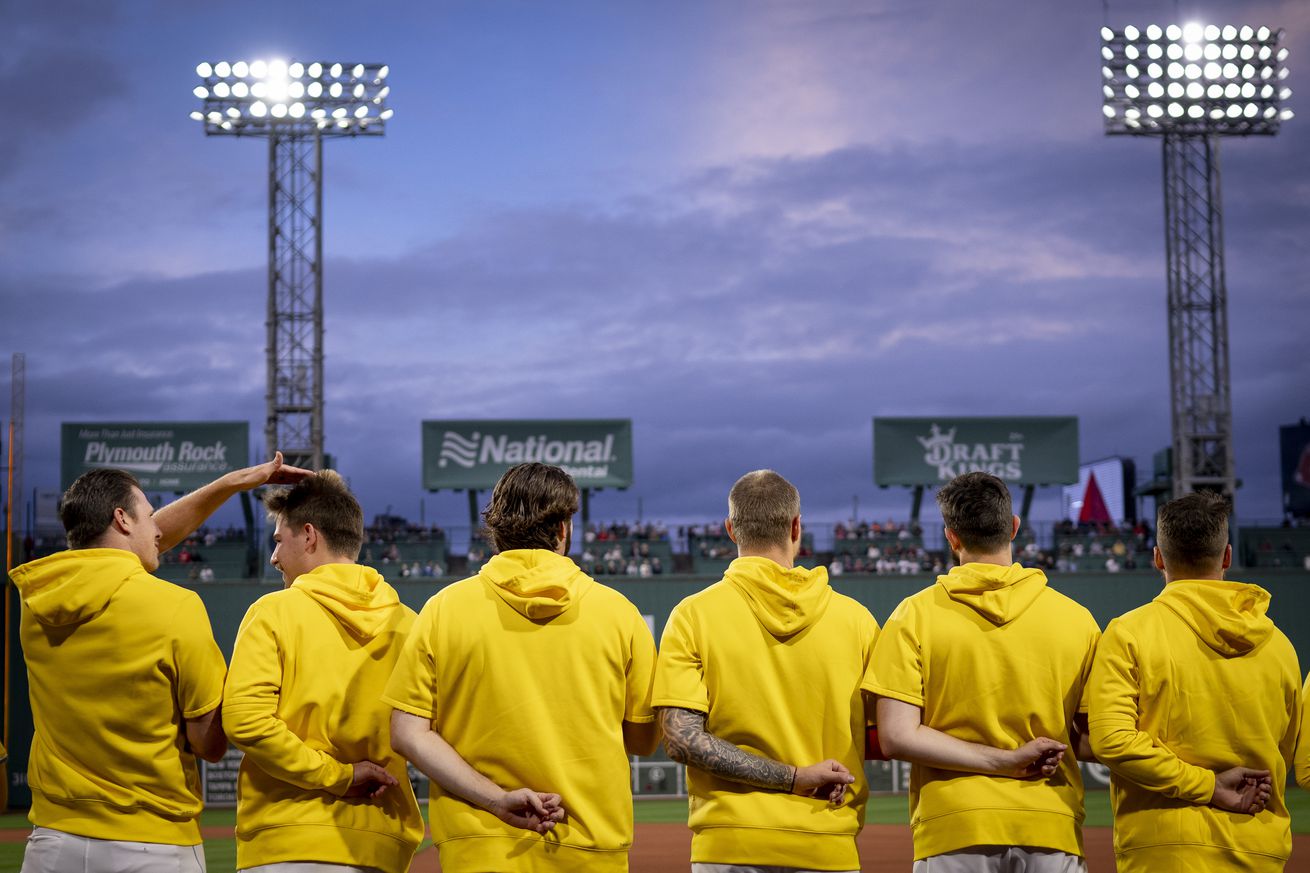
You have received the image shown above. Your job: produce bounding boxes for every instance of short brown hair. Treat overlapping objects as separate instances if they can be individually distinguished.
[263,470,365,560]
[936,471,1013,553]
[1156,491,1230,571]
[728,470,800,550]
[482,463,579,552]
[60,469,143,549]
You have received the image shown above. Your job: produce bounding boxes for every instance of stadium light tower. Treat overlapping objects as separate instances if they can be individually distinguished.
[192,59,393,470]
[1101,23,1290,501]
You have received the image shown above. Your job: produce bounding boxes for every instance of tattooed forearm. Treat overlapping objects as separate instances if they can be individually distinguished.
[658,707,794,792]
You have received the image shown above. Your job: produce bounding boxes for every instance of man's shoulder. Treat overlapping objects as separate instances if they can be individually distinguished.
[124,571,206,610]
[418,574,486,610]
[667,579,737,616]
[584,577,641,610]
[826,589,879,625]
[1035,584,1100,628]
[1103,600,1162,636]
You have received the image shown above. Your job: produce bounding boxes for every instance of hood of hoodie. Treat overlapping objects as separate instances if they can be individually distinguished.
[9,548,142,627]
[1154,578,1273,656]
[936,562,1048,626]
[724,556,831,638]
[480,549,593,620]
[291,562,403,640]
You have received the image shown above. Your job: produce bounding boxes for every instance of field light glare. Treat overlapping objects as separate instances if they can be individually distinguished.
[192,58,392,136]
[1100,22,1290,134]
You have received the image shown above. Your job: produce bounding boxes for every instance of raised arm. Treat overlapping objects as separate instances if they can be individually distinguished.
[876,696,1066,778]
[658,706,852,801]
[390,710,563,833]
[155,452,313,551]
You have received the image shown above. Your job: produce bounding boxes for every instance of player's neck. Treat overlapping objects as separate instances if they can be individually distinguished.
[954,549,1013,568]
[1162,566,1226,584]
[738,545,795,569]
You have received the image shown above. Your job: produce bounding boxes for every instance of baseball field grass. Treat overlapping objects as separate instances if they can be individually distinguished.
[2,790,1308,871]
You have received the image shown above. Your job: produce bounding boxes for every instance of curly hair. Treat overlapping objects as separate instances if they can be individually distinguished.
[482,463,579,552]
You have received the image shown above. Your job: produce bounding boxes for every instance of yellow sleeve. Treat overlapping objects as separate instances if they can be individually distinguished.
[863,598,923,707]
[1076,623,1103,715]
[1294,672,1309,790]
[651,604,708,713]
[221,599,353,794]
[1087,620,1215,804]
[860,607,881,726]
[624,607,657,723]
[172,592,227,719]
[381,596,440,719]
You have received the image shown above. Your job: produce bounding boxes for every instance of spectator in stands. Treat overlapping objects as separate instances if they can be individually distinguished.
[10,455,308,873]
[868,471,1100,870]
[1090,492,1298,871]
[387,463,658,871]
[655,470,878,871]
[223,471,422,872]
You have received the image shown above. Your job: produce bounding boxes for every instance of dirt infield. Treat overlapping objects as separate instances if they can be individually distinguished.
[2,824,1307,870]
[406,825,1310,872]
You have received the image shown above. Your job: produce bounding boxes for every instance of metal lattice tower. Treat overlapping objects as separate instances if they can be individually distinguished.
[1100,22,1292,501]
[193,59,391,470]
[266,133,324,470]
[1162,135,1234,498]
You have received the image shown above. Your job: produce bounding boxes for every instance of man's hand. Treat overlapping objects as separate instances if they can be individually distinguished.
[489,788,566,834]
[229,451,315,490]
[791,759,855,804]
[1000,738,1067,779]
[343,760,400,800]
[1211,767,1272,814]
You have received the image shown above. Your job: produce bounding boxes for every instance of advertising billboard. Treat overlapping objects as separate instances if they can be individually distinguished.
[61,421,250,492]
[873,416,1079,487]
[1280,420,1310,518]
[1061,457,1137,526]
[422,419,633,490]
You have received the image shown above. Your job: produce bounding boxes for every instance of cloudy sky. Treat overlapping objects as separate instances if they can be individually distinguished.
[2,0,1308,535]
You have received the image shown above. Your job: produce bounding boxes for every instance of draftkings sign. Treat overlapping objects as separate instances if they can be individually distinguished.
[422,419,633,490]
[61,421,250,491]
[874,416,1079,487]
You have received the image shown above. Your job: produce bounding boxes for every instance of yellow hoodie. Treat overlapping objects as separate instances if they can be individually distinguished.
[383,550,656,873]
[9,548,226,844]
[653,557,879,870]
[1088,578,1301,871]
[223,563,423,872]
[866,563,1100,860]
[1298,673,1310,790]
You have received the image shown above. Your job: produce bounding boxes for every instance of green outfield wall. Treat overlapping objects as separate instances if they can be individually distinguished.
[197,570,1310,659]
